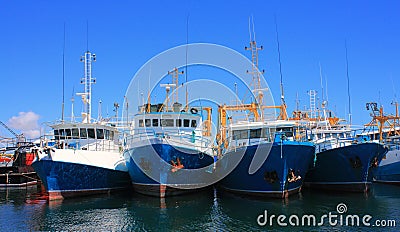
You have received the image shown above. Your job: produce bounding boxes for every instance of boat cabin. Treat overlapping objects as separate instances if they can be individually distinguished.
[49,123,120,152]
[134,111,201,134]
[228,120,297,148]
[310,129,352,141]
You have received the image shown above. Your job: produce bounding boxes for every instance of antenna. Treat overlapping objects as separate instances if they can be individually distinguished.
[325,75,329,103]
[185,14,189,111]
[124,96,129,127]
[86,20,89,51]
[248,16,252,43]
[98,100,102,121]
[390,74,398,102]
[275,16,285,106]
[345,40,352,125]
[71,86,75,122]
[319,62,324,102]
[234,82,238,106]
[145,66,152,113]
[113,102,119,119]
[61,23,66,122]
[251,15,256,42]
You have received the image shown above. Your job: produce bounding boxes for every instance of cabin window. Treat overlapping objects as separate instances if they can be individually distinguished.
[161,119,174,127]
[250,129,262,139]
[105,130,110,139]
[88,128,96,139]
[145,119,151,127]
[54,130,60,140]
[325,134,331,139]
[233,130,248,140]
[80,128,87,139]
[110,131,114,140]
[191,120,197,128]
[369,134,374,140]
[183,119,190,127]
[65,129,72,139]
[96,129,104,139]
[58,130,65,139]
[176,119,182,127]
[277,127,293,138]
[152,119,159,127]
[72,128,79,139]
[138,119,144,127]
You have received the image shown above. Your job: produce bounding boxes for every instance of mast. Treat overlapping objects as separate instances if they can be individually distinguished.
[274,16,288,120]
[78,51,96,123]
[185,14,189,112]
[345,40,352,126]
[168,67,184,105]
[308,90,317,119]
[71,87,75,122]
[245,17,264,117]
[61,23,66,122]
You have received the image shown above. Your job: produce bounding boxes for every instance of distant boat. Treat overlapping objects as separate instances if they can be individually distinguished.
[296,97,387,192]
[0,142,40,188]
[31,51,131,200]
[123,68,215,197]
[374,137,400,184]
[360,102,400,185]
[0,122,39,188]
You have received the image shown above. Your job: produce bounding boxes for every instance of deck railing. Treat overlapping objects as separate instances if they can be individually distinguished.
[39,134,120,153]
[124,128,212,151]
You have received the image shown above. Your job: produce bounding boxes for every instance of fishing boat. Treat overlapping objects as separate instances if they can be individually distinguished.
[123,68,215,197]
[0,122,40,187]
[0,142,40,187]
[360,102,400,185]
[216,32,315,198]
[297,96,387,192]
[31,51,131,200]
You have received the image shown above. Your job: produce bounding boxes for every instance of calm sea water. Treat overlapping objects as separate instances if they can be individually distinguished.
[0,184,399,231]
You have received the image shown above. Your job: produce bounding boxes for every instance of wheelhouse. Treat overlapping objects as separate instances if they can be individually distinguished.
[49,123,120,152]
[228,120,298,148]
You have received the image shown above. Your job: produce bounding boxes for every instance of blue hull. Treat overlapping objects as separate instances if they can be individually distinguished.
[304,142,387,192]
[32,160,131,200]
[374,154,400,184]
[218,142,315,198]
[124,143,215,197]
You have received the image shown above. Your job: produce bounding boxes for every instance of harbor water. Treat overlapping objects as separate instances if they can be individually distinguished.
[0,184,399,231]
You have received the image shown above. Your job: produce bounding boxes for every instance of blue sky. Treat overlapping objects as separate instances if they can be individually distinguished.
[1,0,399,138]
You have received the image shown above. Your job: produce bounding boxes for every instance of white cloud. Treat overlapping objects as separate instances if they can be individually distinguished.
[8,111,41,139]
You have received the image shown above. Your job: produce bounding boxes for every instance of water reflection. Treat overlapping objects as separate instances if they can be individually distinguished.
[124,189,214,231]
[0,184,399,231]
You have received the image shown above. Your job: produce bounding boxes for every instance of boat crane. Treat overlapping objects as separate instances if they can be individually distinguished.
[365,101,400,142]
[0,121,25,143]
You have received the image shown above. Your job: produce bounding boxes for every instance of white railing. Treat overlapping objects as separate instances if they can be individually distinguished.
[40,134,120,153]
[124,128,212,151]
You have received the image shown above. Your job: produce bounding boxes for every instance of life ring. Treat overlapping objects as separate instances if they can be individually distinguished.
[190,108,198,114]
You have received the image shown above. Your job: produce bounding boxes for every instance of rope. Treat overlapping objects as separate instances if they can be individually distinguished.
[20,173,41,182]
